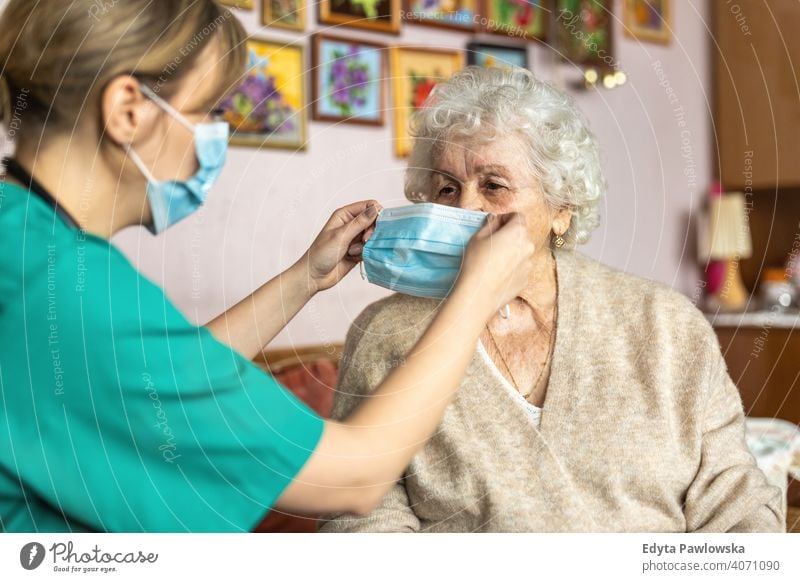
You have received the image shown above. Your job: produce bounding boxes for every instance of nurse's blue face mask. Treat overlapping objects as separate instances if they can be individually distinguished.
[361,203,488,300]
[125,84,229,234]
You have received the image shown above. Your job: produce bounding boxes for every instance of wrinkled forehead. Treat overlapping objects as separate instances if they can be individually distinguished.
[430,133,533,181]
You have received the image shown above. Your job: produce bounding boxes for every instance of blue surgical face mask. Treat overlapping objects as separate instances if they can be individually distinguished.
[125,84,229,234]
[361,203,488,300]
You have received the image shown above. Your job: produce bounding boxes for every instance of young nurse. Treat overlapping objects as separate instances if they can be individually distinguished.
[0,1,534,531]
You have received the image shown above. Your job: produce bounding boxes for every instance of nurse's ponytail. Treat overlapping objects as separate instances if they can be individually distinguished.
[0,0,246,139]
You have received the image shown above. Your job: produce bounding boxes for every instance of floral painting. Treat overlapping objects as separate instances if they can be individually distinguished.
[403,0,478,31]
[319,0,402,34]
[555,0,614,68]
[483,0,549,40]
[312,34,386,125]
[219,38,306,150]
[624,0,671,44]
[390,47,464,157]
[262,0,306,31]
[467,42,529,70]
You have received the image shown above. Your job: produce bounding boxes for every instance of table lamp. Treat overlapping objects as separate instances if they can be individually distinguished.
[702,192,753,311]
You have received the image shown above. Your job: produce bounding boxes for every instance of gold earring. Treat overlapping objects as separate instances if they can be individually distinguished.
[554,233,566,248]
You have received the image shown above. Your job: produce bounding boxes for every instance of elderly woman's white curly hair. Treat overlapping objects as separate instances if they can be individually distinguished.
[405,65,604,247]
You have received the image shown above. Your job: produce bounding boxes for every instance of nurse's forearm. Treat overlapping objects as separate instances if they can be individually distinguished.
[205,260,313,359]
[275,286,492,515]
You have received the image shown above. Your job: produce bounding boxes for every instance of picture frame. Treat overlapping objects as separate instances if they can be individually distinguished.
[467,41,529,69]
[482,0,550,41]
[219,37,308,150]
[390,47,464,158]
[623,0,671,45]
[262,0,307,31]
[218,0,255,9]
[554,0,614,68]
[403,0,479,32]
[319,0,402,34]
[311,33,387,126]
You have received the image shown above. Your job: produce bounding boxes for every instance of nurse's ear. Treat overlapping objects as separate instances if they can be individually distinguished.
[101,75,159,146]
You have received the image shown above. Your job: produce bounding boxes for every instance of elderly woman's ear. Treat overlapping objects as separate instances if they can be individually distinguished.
[552,207,573,244]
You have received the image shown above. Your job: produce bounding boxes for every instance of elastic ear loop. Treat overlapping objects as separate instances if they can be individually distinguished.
[139,84,196,132]
[124,144,159,184]
[499,304,510,319]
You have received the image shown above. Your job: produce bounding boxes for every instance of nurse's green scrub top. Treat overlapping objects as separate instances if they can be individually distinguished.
[0,181,324,532]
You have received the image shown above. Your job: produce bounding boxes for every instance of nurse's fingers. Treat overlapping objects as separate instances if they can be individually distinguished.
[473,212,521,239]
[362,225,375,243]
[336,203,379,246]
[329,199,382,228]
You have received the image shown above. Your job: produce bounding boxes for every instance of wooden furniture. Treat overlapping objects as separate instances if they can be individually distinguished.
[710,316,799,533]
[712,319,800,425]
[713,1,800,190]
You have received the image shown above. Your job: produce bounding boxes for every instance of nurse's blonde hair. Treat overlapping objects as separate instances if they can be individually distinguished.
[0,0,246,135]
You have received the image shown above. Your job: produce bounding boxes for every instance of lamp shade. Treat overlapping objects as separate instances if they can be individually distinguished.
[703,192,753,260]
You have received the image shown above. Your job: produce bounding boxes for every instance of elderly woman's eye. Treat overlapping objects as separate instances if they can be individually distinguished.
[438,186,458,197]
[486,182,507,191]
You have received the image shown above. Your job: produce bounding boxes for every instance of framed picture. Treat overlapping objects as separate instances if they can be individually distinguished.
[390,47,464,158]
[312,34,387,126]
[403,0,479,32]
[482,0,549,41]
[219,38,307,150]
[319,0,402,34]
[219,0,255,9]
[623,0,671,44]
[467,42,528,69]
[554,0,614,68]
[263,0,306,31]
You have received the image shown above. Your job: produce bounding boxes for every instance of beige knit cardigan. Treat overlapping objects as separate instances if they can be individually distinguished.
[319,250,785,533]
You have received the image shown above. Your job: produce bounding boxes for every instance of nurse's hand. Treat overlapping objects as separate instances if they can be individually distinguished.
[454,212,536,316]
[299,200,382,293]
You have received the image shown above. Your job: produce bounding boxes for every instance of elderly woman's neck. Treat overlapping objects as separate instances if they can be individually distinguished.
[518,249,558,319]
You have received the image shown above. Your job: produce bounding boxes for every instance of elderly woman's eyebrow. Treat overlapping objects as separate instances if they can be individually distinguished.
[431,169,463,183]
[474,164,512,177]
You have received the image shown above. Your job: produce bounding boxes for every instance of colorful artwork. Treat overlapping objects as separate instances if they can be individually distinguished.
[624,0,671,44]
[312,34,386,125]
[483,0,549,40]
[263,0,306,31]
[555,0,614,68]
[319,0,402,33]
[390,48,464,157]
[467,42,529,69]
[219,38,307,150]
[219,0,255,9]
[403,0,479,31]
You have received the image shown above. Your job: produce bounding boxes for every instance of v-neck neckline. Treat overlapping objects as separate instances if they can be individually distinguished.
[476,340,543,427]
[475,250,569,435]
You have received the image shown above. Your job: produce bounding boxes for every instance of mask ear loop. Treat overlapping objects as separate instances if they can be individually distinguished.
[139,84,196,133]
[124,143,159,184]
[499,304,510,319]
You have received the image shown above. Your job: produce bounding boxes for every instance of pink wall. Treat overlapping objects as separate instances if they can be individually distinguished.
[107,1,710,347]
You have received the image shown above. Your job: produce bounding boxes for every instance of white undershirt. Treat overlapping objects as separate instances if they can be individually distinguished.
[476,340,543,428]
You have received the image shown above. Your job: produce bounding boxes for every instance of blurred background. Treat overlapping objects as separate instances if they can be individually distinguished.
[112,0,715,347]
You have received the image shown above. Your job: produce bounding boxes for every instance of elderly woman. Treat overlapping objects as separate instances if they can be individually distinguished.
[319,67,784,533]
